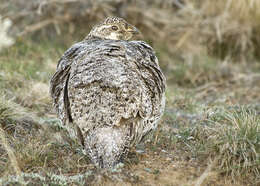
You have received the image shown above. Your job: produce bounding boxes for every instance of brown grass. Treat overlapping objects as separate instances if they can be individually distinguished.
[3,0,260,63]
[0,0,260,185]
[0,128,25,184]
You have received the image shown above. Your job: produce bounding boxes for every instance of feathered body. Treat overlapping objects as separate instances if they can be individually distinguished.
[50,17,166,168]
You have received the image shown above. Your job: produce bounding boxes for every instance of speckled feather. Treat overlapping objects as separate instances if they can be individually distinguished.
[50,36,166,168]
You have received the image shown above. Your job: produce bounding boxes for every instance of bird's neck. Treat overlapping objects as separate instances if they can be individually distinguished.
[84,34,104,41]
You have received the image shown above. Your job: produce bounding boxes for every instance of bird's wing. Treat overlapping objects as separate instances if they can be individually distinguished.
[127,40,166,117]
[126,41,166,137]
[66,40,166,138]
[50,42,85,124]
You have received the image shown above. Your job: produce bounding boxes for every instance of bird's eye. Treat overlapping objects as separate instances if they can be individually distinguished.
[111,26,118,30]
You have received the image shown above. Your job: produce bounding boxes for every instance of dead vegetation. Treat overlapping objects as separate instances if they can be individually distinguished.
[0,0,260,185]
[3,0,260,62]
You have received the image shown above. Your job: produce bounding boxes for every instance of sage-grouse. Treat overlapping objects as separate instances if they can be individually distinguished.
[50,17,166,168]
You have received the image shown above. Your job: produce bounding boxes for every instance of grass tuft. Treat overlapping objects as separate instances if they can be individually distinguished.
[192,106,260,182]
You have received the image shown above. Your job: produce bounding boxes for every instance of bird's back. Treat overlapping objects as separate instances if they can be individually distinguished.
[50,38,166,168]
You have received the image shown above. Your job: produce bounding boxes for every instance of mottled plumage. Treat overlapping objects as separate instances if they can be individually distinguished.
[50,17,166,168]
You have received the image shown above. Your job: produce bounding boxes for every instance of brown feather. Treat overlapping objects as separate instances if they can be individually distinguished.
[50,18,166,168]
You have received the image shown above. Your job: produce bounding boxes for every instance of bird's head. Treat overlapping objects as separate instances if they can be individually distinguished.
[87,17,140,40]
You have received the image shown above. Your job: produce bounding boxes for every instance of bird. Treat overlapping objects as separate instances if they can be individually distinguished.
[50,17,166,168]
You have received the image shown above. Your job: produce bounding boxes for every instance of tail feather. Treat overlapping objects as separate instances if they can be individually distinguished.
[85,127,130,168]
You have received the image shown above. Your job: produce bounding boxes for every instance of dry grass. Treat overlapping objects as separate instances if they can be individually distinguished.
[3,0,260,62]
[0,40,259,186]
[0,129,23,180]
[193,106,260,183]
[0,0,260,185]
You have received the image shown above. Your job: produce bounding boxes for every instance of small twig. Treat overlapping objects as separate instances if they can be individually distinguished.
[173,0,185,9]
[18,15,71,36]
[18,19,55,36]
[194,156,220,186]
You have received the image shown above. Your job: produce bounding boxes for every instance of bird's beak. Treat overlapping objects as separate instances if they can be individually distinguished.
[128,25,140,35]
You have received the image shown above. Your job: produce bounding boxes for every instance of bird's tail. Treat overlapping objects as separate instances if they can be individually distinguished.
[84,127,130,168]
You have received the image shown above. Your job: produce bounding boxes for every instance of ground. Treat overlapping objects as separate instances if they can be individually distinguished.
[0,37,259,185]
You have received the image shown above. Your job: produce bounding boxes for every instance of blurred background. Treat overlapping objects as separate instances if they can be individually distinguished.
[1,0,260,88]
[0,0,260,185]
